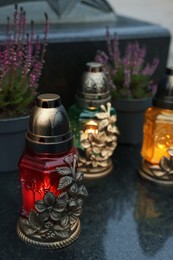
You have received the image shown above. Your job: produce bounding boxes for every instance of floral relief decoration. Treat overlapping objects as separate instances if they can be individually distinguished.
[146,148,173,180]
[21,154,88,241]
[78,102,119,169]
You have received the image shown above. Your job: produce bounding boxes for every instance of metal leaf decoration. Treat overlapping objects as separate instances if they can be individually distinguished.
[58,192,69,202]
[69,198,78,208]
[56,230,71,239]
[54,223,67,231]
[58,176,73,190]
[78,185,89,197]
[69,183,79,196]
[35,200,46,212]
[151,169,166,177]
[69,215,78,225]
[79,102,119,169]
[95,112,108,119]
[76,171,84,182]
[98,119,109,130]
[50,211,61,221]
[57,166,72,176]
[146,148,173,180]
[43,192,56,206]
[77,198,84,206]
[25,153,88,241]
[160,156,173,174]
[28,210,43,230]
[60,216,69,227]
[73,207,82,217]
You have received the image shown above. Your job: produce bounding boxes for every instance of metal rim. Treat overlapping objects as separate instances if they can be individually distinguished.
[82,160,113,180]
[139,165,173,186]
[17,219,80,249]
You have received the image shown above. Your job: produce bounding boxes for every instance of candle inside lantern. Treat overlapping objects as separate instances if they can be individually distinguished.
[17,94,88,248]
[141,107,173,164]
[84,120,98,134]
[68,62,119,180]
[19,151,74,216]
[140,68,173,184]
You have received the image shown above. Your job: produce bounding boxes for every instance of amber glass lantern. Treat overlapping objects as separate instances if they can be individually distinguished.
[140,68,173,185]
[17,94,88,248]
[68,62,119,180]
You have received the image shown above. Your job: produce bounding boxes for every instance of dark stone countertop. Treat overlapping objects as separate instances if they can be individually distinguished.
[1,144,173,260]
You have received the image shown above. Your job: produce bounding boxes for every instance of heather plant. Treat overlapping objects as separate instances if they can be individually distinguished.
[0,5,48,117]
[95,29,159,99]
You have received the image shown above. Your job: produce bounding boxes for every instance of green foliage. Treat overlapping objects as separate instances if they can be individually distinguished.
[111,71,151,99]
[0,67,34,117]
[130,73,151,98]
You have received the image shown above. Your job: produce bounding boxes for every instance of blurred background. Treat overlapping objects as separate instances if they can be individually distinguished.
[110,0,173,65]
[0,0,172,65]
[0,0,172,107]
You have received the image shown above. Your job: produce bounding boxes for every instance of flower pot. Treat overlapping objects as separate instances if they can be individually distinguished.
[0,115,29,172]
[113,98,152,144]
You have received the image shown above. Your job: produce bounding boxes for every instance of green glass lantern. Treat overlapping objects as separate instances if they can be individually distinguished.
[68,62,119,180]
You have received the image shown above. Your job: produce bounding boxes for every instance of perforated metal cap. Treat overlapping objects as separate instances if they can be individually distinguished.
[153,67,173,109]
[75,62,111,108]
[26,94,73,153]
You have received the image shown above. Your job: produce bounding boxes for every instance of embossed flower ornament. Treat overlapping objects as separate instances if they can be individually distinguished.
[25,154,88,241]
[57,154,88,225]
[149,147,173,178]
[160,148,173,174]
[35,192,67,222]
[79,102,119,167]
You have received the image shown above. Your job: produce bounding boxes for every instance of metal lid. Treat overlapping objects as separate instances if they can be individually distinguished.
[153,67,173,109]
[75,62,111,108]
[26,94,73,153]
[86,62,102,72]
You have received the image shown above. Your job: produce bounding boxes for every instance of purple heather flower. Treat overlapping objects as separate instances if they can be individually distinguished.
[123,59,131,89]
[133,45,146,74]
[0,4,48,91]
[95,28,159,98]
[148,58,160,76]
[142,58,159,76]
[95,50,109,65]
[142,63,150,75]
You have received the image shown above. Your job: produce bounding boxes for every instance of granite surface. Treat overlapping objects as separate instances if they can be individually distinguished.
[1,144,173,260]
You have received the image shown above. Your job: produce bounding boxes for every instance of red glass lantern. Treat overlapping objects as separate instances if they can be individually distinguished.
[17,94,88,248]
